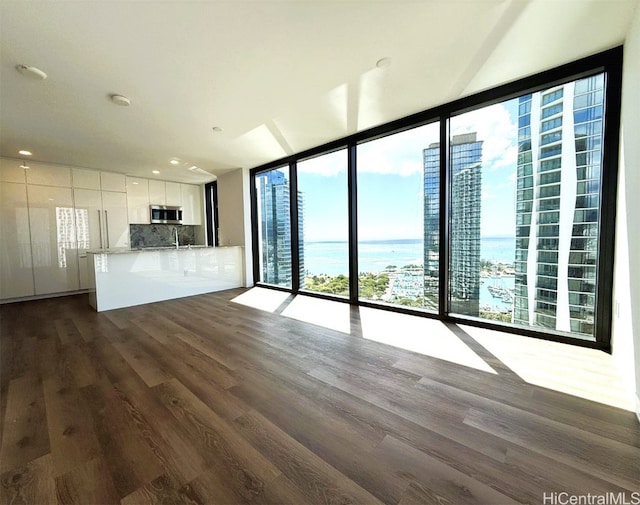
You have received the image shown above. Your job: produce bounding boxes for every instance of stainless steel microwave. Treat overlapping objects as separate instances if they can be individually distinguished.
[150,205,183,224]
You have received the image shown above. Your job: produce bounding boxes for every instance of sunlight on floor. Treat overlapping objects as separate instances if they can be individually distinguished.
[358,307,496,374]
[461,325,636,411]
[231,288,635,411]
[231,287,291,313]
[281,295,352,334]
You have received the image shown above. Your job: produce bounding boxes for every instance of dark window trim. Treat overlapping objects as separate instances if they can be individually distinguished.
[248,46,622,352]
[204,181,218,247]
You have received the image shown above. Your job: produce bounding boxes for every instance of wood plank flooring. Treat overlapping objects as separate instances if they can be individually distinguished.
[1,289,639,504]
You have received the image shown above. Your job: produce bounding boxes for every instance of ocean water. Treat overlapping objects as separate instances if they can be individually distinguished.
[302,237,515,276]
[303,237,516,311]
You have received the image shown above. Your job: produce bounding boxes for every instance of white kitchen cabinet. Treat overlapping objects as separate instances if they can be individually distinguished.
[0,158,27,183]
[180,184,202,225]
[148,179,166,205]
[72,168,101,190]
[26,163,71,187]
[165,182,181,206]
[0,182,34,299]
[73,188,128,287]
[102,191,129,249]
[100,172,126,192]
[74,188,104,288]
[27,185,79,295]
[126,177,150,224]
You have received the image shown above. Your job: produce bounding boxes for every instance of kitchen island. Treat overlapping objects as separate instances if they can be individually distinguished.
[87,246,244,312]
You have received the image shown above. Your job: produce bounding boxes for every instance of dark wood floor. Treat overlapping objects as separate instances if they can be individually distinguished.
[1,289,639,505]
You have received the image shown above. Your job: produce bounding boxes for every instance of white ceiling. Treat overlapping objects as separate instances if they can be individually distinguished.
[1,0,637,184]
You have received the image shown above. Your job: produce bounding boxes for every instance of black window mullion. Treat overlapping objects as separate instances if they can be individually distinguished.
[348,143,358,304]
[289,161,300,293]
[439,117,450,318]
[595,62,622,351]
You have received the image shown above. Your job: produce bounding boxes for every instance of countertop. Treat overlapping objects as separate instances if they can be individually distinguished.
[87,245,242,254]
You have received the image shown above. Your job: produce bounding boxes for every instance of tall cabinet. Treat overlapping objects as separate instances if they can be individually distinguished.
[0,163,34,299]
[16,163,80,295]
[73,169,128,288]
[27,184,80,295]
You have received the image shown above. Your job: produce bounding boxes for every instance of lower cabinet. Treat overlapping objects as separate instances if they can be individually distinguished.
[0,182,35,299]
[27,185,80,295]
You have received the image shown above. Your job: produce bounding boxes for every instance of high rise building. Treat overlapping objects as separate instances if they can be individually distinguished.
[514,74,604,338]
[424,133,482,314]
[257,170,304,286]
[423,142,440,306]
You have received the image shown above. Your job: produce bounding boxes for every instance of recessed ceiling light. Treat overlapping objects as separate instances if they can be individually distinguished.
[132,182,139,185]
[211,126,223,133]
[19,150,32,156]
[16,65,47,80]
[152,170,160,174]
[20,162,29,170]
[110,94,131,106]
[376,57,392,69]
[170,159,180,165]
[189,166,198,171]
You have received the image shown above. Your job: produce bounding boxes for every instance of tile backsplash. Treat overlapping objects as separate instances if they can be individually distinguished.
[130,224,198,248]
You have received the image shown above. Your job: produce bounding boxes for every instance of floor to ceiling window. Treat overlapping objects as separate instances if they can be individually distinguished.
[447,73,606,341]
[297,149,350,297]
[356,123,439,311]
[249,48,620,349]
[255,166,292,288]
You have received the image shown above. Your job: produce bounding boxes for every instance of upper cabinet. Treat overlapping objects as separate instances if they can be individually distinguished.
[72,168,101,190]
[126,177,150,224]
[25,163,71,187]
[181,184,202,225]
[100,171,126,192]
[165,182,181,206]
[0,158,27,183]
[148,179,166,206]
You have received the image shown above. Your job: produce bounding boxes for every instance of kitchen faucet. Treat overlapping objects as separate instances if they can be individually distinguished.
[172,227,179,249]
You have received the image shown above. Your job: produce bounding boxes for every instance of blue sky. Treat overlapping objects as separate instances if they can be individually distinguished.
[296,98,519,242]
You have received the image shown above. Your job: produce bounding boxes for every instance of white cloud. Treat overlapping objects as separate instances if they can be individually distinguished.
[295,104,517,178]
[297,149,347,176]
[358,122,439,176]
[451,102,518,171]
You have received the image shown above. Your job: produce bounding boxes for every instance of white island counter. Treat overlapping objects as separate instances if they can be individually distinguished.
[87,246,244,312]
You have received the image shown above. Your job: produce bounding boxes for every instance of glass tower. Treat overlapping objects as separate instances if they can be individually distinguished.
[514,74,604,338]
[424,133,483,315]
[257,169,304,287]
[258,170,292,286]
[423,142,440,306]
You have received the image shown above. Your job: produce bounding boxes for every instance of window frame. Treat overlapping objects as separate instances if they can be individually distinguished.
[249,46,622,351]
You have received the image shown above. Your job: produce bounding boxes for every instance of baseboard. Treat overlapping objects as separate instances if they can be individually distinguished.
[0,289,89,305]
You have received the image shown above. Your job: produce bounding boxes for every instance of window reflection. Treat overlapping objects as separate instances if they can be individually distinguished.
[55,207,76,268]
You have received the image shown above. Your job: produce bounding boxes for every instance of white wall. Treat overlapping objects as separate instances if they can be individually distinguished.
[217,169,245,246]
[216,167,253,287]
[613,1,640,421]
